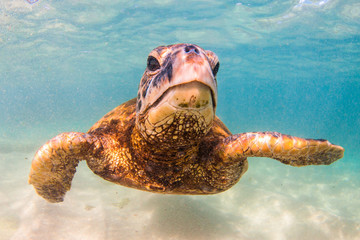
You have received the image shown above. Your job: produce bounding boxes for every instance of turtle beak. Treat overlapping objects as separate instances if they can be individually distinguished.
[170,45,217,110]
[167,81,213,110]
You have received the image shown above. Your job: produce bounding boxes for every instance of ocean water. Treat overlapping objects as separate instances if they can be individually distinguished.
[1,0,359,239]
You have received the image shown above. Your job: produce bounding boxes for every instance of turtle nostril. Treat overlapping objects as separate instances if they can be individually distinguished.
[184,45,200,55]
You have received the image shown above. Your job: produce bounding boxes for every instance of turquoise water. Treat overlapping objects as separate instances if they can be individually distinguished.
[1,0,359,239]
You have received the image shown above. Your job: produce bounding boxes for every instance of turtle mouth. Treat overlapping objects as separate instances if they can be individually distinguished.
[136,80,215,146]
[149,81,215,111]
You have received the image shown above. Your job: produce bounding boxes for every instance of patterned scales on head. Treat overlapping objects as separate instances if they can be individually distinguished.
[136,44,218,147]
[28,44,344,203]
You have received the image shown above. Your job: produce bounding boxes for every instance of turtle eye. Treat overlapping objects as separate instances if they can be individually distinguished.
[212,62,219,77]
[147,56,161,71]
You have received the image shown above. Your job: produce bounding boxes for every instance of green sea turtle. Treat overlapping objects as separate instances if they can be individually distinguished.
[29,43,344,203]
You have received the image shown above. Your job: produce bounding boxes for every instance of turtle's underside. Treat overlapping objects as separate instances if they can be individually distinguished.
[29,44,344,203]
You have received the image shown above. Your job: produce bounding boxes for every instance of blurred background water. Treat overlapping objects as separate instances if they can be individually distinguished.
[0,0,359,239]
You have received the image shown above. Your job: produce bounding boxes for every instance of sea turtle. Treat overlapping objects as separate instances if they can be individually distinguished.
[29,43,344,203]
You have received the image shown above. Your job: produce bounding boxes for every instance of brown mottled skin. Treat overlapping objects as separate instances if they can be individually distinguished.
[29,44,344,203]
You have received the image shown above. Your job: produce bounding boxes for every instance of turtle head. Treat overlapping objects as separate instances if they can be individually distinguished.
[136,44,219,146]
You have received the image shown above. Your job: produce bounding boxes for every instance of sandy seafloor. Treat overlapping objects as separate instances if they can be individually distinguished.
[1,0,360,239]
[1,151,360,240]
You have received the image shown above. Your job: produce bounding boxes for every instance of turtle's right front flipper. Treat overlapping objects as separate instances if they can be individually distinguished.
[218,132,344,166]
[29,132,102,203]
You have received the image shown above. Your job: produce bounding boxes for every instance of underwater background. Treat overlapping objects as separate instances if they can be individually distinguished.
[0,0,359,239]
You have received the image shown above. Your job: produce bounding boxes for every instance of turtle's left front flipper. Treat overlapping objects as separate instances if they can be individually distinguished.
[219,132,344,166]
[29,132,102,203]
